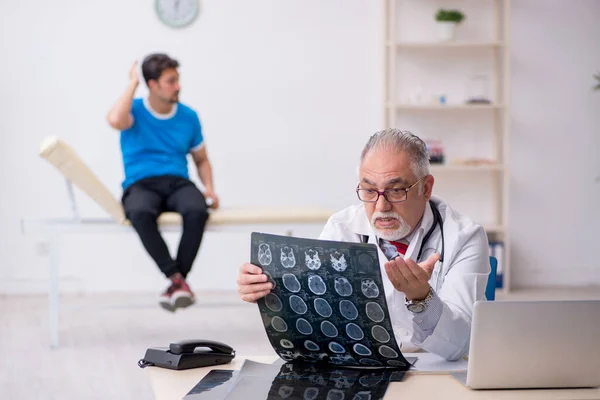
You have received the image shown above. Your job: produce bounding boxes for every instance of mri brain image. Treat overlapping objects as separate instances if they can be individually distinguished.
[271,316,288,332]
[358,253,375,269]
[371,325,391,343]
[253,233,407,370]
[304,387,319,400]
[339,300,358,320]
[305,249,322,270]
[320,320,339,338]
[268,364,392,400]
[345,323,364,340]
[359,373,384,387]
[282,273,301,293]
[334,277,353,297]
[289,295,308,315]
[296,318,313,335]
[258,243,272,266]
[330,251,348,272]
[365,302,384,322]
[353,343,372,356]
[328,341,346,353]
[278,385,294,399]
[307,274,327,295]
[304,340,320,351]
[326,389,345,400]
[265,293,283,312]
[280,246,296,268]
[378,345,399,359]
[360,279,379,298]
[314,298,333,317]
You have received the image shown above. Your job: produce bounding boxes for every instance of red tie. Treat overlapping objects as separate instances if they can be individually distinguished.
[389,241,408,255]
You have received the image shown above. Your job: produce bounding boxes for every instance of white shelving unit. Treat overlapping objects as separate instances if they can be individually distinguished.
[394,104,504,110]
[394,41,504,49]
[430,164,505,172]
[384,0,511,292]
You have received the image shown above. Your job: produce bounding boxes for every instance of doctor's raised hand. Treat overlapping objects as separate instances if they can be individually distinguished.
[237,263,273,303]
[384,253,440,300]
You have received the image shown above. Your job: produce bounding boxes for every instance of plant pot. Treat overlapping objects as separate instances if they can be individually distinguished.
[436,21,457,41]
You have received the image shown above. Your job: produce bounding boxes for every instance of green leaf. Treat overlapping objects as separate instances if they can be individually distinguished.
[435,8,465,23]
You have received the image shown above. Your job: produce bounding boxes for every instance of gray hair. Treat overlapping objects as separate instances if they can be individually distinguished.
[360,128,430,178]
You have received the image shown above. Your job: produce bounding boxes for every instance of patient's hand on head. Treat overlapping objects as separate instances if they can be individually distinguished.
[237,263,273,303]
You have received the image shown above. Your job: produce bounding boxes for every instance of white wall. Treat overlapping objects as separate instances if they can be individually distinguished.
[0,0,384,293]
[1,0,599,294]
[510,0,600,286]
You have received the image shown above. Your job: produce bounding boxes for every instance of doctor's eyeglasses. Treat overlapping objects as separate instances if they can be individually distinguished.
[356,176,426,203]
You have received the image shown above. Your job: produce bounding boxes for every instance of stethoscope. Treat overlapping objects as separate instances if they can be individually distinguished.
[419,200,445,264]
[361,200,445,265]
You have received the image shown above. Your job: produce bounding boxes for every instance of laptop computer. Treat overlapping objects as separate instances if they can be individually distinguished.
[451,300,600,389]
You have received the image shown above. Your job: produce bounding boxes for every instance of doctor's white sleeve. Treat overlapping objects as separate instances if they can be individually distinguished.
[407,224,490,361]
[410,291,444,341]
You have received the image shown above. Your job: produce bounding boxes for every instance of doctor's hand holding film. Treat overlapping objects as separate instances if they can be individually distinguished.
[237,263,273,303]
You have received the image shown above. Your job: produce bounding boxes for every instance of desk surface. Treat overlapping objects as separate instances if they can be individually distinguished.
[146,355,600,400]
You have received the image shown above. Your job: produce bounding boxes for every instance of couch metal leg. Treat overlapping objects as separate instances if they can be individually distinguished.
[49,234,60,348]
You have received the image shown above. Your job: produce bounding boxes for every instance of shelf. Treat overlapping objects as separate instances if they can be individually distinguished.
[385,0,511,290]
[393,104,503,110]
[392,41,504,49]
[430,164,505,172]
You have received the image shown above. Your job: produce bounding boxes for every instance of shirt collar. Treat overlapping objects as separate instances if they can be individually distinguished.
[143,97,178,120]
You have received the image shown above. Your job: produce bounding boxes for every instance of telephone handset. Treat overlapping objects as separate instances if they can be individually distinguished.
[169,339,233,356]
[139,339,236,370]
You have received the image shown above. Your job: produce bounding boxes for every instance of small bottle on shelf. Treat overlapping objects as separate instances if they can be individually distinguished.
[425,139,445,164]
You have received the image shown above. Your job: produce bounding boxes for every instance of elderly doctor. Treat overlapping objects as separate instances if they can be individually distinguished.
[237,129,491,361]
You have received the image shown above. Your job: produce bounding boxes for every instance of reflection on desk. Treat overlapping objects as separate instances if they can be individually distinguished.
[196,361,402,400]
[146,355,600,400]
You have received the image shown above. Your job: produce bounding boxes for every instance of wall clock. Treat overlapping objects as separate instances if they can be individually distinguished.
[155,0,200,28]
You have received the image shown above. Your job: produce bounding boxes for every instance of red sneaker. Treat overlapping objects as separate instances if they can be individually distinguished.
[172,277,195,310]
[159,282,178,312]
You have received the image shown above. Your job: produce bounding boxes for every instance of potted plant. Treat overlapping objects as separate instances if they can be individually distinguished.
[435,9,465,41]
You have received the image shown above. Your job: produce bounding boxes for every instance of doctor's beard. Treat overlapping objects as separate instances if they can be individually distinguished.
[370,211,413,241]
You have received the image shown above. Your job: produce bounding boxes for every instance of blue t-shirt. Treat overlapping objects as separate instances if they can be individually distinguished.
[120,98,204,189]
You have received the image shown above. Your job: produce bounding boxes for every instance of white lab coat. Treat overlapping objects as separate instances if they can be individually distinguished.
[318,195,490,361]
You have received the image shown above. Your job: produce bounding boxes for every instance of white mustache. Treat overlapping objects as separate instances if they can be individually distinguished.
[371,211,401,224]
[370,211,412,241]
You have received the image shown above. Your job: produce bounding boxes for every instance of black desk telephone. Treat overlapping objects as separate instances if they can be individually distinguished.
[138,339,236,370]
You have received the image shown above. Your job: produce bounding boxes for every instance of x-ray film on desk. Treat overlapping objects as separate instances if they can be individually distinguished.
[251,232,409,370]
